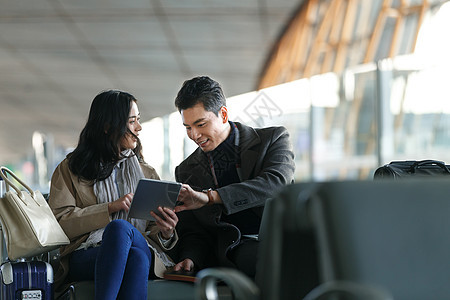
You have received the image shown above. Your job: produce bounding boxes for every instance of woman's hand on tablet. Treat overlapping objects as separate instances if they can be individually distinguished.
[108,193,134,214]
[151,206,178,239]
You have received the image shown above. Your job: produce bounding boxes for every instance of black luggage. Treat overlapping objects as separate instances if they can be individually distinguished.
[0,261,53,300]
[374,160,450,179]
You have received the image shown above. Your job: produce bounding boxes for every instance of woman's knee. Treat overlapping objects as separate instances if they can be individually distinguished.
[102,220,149,255]
[103,219,133,237]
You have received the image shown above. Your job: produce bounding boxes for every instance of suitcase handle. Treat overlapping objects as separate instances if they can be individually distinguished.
[412,160,450,174]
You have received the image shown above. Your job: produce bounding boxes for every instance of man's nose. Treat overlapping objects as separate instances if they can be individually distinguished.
[191,128,201,139]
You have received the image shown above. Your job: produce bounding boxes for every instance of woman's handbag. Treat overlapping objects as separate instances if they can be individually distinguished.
[0,166,70,260]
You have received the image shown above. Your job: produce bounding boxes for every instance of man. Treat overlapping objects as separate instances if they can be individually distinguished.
[172,76,295,278]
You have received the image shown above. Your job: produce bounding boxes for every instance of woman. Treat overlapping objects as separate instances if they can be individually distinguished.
[49,90,178,299]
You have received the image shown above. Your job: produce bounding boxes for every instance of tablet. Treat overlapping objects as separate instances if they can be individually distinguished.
[128,178,182,221]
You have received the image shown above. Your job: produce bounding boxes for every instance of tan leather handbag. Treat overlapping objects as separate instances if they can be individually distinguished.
[0,166,69,260]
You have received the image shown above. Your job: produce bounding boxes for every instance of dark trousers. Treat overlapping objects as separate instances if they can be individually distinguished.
[227,238,259,279]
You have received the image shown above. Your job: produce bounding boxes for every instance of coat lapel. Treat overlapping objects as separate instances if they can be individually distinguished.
[182,149,215,189]
[235,122,261,181]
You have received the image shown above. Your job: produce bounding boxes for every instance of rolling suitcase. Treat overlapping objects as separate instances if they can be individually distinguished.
[0,261,53,300]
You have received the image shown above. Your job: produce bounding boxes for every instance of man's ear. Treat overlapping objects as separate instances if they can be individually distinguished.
[220,106,228,124]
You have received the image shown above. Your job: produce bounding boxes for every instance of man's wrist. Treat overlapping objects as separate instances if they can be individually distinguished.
[202,188,214,205]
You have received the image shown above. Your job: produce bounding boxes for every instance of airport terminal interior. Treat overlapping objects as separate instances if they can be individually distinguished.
[2,0,450,187]
[1,0,450,299]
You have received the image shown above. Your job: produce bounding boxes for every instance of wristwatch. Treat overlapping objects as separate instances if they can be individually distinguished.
[202,188,214,205]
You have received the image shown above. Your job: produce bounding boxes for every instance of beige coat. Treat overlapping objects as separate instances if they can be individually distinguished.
[48,158,177,290]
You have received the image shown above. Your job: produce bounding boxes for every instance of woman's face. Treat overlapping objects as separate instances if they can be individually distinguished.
[120,101,142,150]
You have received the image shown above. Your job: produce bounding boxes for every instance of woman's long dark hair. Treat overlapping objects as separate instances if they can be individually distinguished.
[68,90,144,182]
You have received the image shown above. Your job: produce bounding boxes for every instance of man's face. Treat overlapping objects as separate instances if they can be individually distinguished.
[181,102,230,152]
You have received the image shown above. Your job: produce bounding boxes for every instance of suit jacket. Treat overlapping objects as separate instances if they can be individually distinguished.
[174,122,295,270]
[49,158,178,290]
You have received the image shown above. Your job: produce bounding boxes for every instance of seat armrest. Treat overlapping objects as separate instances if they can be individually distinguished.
[195,268,259,300]
[303,281,393,300]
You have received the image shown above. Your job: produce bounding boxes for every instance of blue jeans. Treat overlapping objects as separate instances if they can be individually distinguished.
[68,220,152,300]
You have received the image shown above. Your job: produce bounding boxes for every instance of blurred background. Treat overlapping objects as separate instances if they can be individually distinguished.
[1,0,450,192]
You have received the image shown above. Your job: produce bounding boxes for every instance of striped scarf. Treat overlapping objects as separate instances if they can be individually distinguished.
[82,149,146,248]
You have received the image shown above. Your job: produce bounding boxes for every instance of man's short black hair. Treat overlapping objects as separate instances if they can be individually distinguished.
[174,76,226,115]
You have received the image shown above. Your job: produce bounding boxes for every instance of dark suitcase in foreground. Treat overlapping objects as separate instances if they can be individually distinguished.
[1,261,53,300]
[374,160,450,179]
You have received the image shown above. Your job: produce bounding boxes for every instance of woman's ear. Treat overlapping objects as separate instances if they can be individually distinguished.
[220,106,228,124]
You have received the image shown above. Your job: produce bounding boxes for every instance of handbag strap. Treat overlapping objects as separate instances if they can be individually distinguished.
[0,166,39,203]
[413,160,450,174]
[0,168,10,193]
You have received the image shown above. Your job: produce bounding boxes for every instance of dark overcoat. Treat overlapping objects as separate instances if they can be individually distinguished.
[174,122,295,269]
